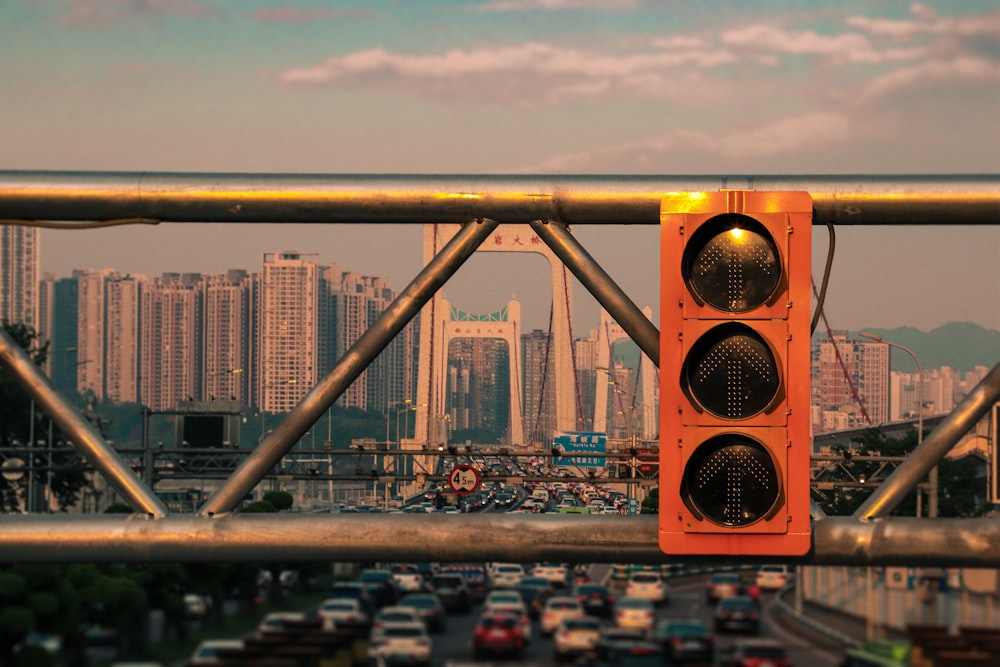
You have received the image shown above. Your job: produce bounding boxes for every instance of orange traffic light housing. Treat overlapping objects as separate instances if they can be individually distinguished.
[659,190,812,557]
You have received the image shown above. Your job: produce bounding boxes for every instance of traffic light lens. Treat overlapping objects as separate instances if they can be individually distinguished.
[683,214,781,313]
[682,323,780,419]
[682,435,780,527]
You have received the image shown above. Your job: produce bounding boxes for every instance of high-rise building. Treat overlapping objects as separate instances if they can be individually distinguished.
[0,225,40,329]
[201,270,252,405]
[141,273,202,411]
[77,269,143,403]
[257,252,320,413]
[811,332,889,432]
[39,272,81,397]
[522,329,556,445]
[446,337,510,440]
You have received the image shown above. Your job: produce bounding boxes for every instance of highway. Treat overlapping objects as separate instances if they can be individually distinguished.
[386,564,847,667]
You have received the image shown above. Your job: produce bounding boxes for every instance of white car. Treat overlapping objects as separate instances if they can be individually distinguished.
[317,597,370,630]
[756,564,792,590]
[491,563,525,588]
[483,589,528,616]
[613,597,656,632]
[532,563,569,588]
[625,571,669,605]
[390,564,425,593]
[540,595,585,636]
[371,606,426,640]
[369,621,432,667]
[188,639,243,664]
[255,611,305,637]
[553,615,603,662]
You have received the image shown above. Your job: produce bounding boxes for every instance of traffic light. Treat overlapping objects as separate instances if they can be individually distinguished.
[659,191,812,557]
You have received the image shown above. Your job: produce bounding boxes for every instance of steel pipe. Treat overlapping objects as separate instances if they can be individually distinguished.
[199,219,500,515]
[0,328,167,517]
[1,172,997,226]
[530,220,659,365]
[854,362,1000,521]
[0,513,996,567]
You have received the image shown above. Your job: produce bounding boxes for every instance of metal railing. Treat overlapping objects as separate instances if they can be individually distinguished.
[0,171,998,565]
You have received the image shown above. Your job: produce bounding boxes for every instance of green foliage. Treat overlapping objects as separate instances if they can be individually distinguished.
[240,500,276,513]
[262,490,293,511]
[0,606,33,641]
[104,502,134,513]
[640,487,658,514]
[814,427,989,518]
[0,572,29,601]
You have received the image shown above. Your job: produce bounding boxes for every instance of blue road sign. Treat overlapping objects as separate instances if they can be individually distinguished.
[553,431,607,468]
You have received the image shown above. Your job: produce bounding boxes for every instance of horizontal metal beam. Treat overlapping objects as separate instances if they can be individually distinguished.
[0,514,995,567]
[1,172,997,226]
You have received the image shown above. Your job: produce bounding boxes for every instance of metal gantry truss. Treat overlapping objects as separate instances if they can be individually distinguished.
[0,172,998,566]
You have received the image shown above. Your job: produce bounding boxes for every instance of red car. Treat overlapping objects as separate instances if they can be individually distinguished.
[719,639,791,667]
[472,612,525,660]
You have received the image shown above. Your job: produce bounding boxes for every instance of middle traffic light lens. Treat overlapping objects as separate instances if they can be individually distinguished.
[683,214,781,313]
[682,323,780,419]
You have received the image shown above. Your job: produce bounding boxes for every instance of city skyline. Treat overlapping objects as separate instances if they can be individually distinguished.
[0,1,997,335]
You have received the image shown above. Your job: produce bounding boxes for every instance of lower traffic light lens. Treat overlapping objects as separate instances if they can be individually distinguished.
[681,323,780,419]
[682,434,780,527]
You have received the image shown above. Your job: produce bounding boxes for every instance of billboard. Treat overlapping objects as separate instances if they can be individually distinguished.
[553,431,607,468]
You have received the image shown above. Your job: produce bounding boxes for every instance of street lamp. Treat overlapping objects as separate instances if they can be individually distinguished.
[859,332,934,517]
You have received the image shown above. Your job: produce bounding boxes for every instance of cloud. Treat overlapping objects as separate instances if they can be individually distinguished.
[846,3,1000,39]
[524,112,852,172]
[471,0,641,11]
[57,0,212,27]
[275,42,739,107]
[252,7,331,23]
[857,56,1000,102]
[720,24,925,65]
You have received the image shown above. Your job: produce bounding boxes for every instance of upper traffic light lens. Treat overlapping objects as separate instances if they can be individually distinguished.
[681,434,781,527]
[682,322,780,419]
[682,214,781,313]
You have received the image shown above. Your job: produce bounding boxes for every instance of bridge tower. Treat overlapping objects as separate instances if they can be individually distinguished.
[592,307,658,441]
[414,223,577,447]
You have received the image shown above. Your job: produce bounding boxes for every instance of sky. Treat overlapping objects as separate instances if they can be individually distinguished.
[1,0,998,335]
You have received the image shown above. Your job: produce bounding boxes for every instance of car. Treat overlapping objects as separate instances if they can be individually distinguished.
[719,638,791,667]
[325,581,376,615]
[426,573,471,613]
[371,606,426,640]
[756,564,792,591]
[183,593,209,619]
[390,564,426,593]
[483,589,528,617]
[491,563,526,588]
[706,573,745,602]
[625,571,669,606]
[188,639,243,665]
[553,615,603,662]
[714,596,760,634]
[369,620,432,667]
[540,595,586,636]
[255,611,305,637]
[317,597,370,630]
[577,638,665,667]
[612,597,656,632]
[360,568,400,607]
[575,582,616,618]
[472,612,526,660]
[513,582,548,619]
[397,593,447,633]
[654,618,714,663]
[532,562,570,588]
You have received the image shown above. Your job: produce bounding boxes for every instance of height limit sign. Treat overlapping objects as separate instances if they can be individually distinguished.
[448,464,480,496]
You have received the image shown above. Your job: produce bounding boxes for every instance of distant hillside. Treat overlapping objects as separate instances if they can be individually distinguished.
[846,322,999,374]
